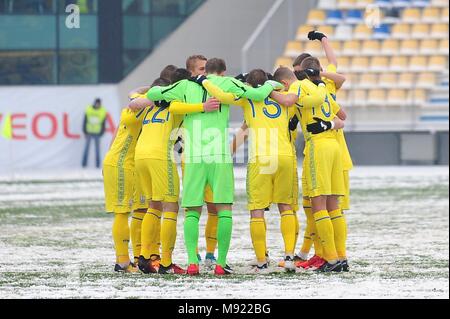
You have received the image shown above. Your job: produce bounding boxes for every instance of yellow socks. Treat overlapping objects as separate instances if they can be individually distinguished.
[280,210,297,255]
[294,211,300,247]
[112,213,130,264]
[140,208,161,259]
[250,217,267,264]
[329,209,347,260]
[300,200,314,257]
[130,211,145,261]
[314,210,338,263]
[205,212,218,255]
[161,212,178,267]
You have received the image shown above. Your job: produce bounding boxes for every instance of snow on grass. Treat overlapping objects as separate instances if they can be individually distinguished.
[0,166,448,299]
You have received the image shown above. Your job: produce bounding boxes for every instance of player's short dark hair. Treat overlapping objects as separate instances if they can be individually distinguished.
[170,68,191,84]
[160,65,178,82]
[205,58,227,74]
[273,67,296,83]
[300,57,322,80]
[151,77,170,88]
[293,53,312,68]
[186,55,207,73]
[246,69,268,88]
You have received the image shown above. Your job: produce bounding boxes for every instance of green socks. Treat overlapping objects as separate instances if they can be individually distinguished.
[184,211,200,265]
[217,210,233,267]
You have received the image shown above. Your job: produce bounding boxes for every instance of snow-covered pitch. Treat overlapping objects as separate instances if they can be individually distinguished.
[0,166,448,299]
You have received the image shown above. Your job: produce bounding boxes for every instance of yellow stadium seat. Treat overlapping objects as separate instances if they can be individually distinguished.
[417,72,437,88]
[390,56,409,71]
[442,7,449,23]
[316,25,335,37]
[336,89,349,105]
[420,40,439,55]
[353,24,373,40]
[285,41,303,58]
[379,73,398,88]
[367,89,387,106]
[305,41,324,56]
[361,40,380,55]
[411,24,430,40]
[387,89,407,106]
[352,90,368,107]
[422,7,440,23]
[409,89,427,106]
[296,25,313,40]
[431,24,449,39]
[274,57,293,70]
[439,39,449,55]
[307,9,327,25]
[409,56,428,71]
[381,39,399,55]
[429,55,448,71]
[342,40,361,55]
[343,73,358,88]
[371,56,389,71]
[336,56,350,72]
[352,57,370,71]
[400,39,419,55]
[398,73,415,88]
[391,24,411,39]
[403,8,421,23]
[329,40,342,54]
[358,73,378,89]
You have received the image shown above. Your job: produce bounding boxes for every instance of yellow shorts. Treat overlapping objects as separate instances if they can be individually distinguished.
[103,164,134,214]
[133,168,148,211]
[301,159,310,199]
[339,170,350,211]
[247,156,296,211]
[135,158,180,203]
[303,138,345,198]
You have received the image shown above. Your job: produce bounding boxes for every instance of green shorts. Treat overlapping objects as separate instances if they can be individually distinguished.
[182,160,234,207]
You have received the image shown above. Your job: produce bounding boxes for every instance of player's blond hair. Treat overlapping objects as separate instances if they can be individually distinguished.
[186,55,207,73]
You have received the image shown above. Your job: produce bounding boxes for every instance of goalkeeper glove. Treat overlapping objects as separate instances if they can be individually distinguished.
[306,117,335,134]
[189,75,208,86]
[308,30,327,41]
[289,115,300,131]
[265,80,284,91]
[304,68,321,77]
[155,100,170,108]
[235,73,249,82]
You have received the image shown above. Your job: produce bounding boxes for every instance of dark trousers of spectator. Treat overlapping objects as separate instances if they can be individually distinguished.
[82,135,101,168]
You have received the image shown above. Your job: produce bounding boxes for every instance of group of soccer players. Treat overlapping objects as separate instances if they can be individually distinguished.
[102,30,353,275]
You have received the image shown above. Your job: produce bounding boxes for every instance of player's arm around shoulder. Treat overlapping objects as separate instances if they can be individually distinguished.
[169,98,221,115]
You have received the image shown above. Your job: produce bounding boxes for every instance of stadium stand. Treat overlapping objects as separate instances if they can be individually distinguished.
[275,0,449,117]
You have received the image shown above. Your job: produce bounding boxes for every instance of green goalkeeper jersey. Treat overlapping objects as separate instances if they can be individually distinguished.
[146,77,273,162]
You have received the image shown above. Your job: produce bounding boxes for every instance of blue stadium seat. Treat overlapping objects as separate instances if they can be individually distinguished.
[346,10,364,24]
[373,24,391,39]
[326,10,344,24]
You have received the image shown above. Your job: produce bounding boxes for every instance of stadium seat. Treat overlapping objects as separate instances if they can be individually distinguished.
[420,40,439,55]
[381,39,400,55]
[316,25,335,38]
[442,7,449,23]
[329,40,342,54]
[409,56,428,71]
[391,24,411,39]
[390,56,409,71]
[371,56,390,71]
[367,89,387,106]
[439,39,449,55]
[353,24,373,40]
[403,8,422,23]
[411,24,430,40]
[274,57,293,69]
[409,89,427,106]
[431,24,449,39]
[318,0,337,9]
[336,89,349,105]
[398,72,415,88]
[361,40,381,55]
[416,72,437,88]
[343,73,358,88]
[284,41,303,58]
[296,25,314,40]
[342,40,361,55]
[400,39,419,55]
[352,57,370,71]
[336,56,351,71]
[422,7,440,23]
[353,89,368,106]
[373,24,391,40]
[307,9,327,25]
[379,73,398,88]
[333,24,353,40]
[384,7,402,23]
[305,41,324,56]
[346,10,364,24]
[359,73,379,89]
[387,89,407,106]
[326,10,344,24]
[429,55,448,71]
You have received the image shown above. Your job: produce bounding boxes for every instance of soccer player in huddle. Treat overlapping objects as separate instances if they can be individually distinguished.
[270,65,346,272]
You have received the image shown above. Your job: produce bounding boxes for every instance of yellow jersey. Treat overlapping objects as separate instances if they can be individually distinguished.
[134,105,184,162]
[103,108,146,169]
[233,97,294,160]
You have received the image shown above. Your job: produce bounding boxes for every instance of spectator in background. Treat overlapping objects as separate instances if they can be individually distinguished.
[82,98,107,168]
